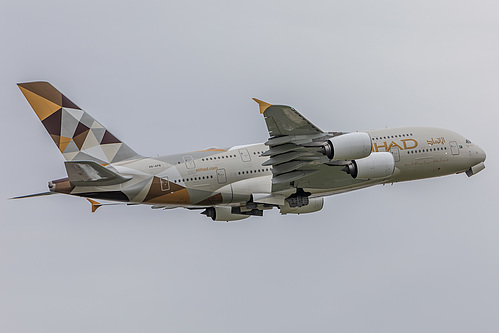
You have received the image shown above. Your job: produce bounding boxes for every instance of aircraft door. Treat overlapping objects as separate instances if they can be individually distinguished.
[217,169,227,184]
[183,155,196,169]
[160,177,170,191]
[239,149,251,162]
[390,147,400,162]
[450,141,459,155]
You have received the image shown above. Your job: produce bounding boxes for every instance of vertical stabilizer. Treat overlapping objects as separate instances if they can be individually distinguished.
[18,81,140,164]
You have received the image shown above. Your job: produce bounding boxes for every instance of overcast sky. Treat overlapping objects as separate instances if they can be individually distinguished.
[1,1,498,332]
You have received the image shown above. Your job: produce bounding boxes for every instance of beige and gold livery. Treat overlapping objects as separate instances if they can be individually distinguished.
[13,82,486,221]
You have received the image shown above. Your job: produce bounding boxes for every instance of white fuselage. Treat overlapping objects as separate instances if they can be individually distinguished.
[93,126,485,207]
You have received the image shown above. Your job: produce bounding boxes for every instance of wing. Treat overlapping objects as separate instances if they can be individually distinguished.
[253,99,335,193]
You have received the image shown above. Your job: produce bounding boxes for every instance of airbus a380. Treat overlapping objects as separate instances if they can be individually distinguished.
[14,82,486,221]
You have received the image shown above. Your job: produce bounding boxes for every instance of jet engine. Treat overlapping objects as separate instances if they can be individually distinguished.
[201,206,250,222]
[279,197,324,215]
[321,132,372,160]
[342,152,395,179]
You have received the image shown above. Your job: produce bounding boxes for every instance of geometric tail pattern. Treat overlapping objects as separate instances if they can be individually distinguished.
[18,81,141,164]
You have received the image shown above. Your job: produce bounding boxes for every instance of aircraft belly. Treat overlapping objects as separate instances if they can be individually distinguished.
[392,155,463,182]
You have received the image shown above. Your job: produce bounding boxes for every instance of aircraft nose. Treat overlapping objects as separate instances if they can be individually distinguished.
[478,146,486,162]
[474,145,486,164]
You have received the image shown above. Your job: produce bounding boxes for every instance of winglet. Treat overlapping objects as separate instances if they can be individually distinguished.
[252,98,272,114]
[87,198,102,213]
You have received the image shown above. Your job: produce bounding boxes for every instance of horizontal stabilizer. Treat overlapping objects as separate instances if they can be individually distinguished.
[86,198,125,212]
[65,161,132,186]
[87,198,102,212]
[11,191,56,199]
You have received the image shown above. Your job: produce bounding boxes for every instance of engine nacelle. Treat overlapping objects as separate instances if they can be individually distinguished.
[202,206,250,222]
[279,197,324,215]
[322,132,372,160]
[343,152,395,179]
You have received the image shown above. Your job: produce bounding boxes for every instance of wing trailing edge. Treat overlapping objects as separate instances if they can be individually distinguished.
[254,99,331,192]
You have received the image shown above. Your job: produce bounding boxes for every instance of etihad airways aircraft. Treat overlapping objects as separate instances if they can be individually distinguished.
[14,82,486,221]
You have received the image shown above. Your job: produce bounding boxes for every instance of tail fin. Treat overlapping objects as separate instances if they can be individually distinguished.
[18,81,140,164]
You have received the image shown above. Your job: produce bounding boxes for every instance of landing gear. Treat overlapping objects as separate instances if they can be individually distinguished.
[285,188,311,208]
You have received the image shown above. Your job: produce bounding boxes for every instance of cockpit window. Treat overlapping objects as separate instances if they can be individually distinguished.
[466,139,472,143]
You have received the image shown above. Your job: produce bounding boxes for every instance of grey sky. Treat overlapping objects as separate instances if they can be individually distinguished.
[1,1,498,332]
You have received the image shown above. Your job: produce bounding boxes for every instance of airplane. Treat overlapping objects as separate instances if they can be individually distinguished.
[13,81,486,221]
